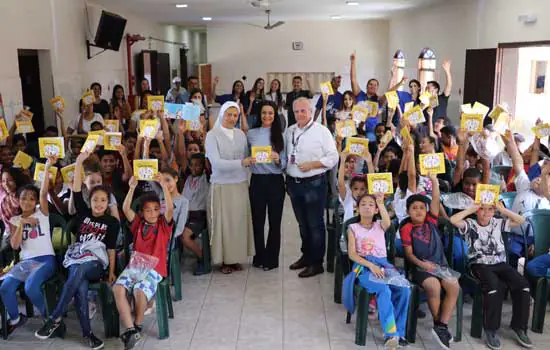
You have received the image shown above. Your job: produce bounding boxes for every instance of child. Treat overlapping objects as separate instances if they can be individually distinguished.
[0,157,57,334]
[182,154,210,275]
[401,173,460,349]
[159,167,189,249]
[337,151,367,223]
[450,202,532,350]
[440,126,458,161]
[35,151,119,350]
[345,193,410,349]
[114,175,174,350]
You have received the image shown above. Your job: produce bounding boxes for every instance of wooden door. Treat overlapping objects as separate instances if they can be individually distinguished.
[463,48,497,108]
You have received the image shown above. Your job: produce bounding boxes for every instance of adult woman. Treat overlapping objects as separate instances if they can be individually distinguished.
[245,78,265,127]
[212,77,246,105]
[247,101,286,270]
[90,83,110,117]
[110,85,132,122]
[129,90,153,133]
[67,99,104,135]
[205,102,254,274]
[265,79,286,130]
[322,90,355,126]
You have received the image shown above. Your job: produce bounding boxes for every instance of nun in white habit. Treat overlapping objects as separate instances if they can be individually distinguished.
[205,101,255,274]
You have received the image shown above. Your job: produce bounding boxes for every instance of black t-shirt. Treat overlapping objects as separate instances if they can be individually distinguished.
[433,94,449,119]
[245,91,265,118]
[285,90,312,126]
[93,100,110,117]
[74,190,119,250]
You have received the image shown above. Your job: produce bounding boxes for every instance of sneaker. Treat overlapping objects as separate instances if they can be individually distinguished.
[88,301,97,320]
[134,324,143,333]
[144,300,156,316]
[85,333,104,350]
[485,330,501,350]
[431,325,451,350]
[398,337,409,347]
[384,336,399,349]
[6,314,27,334]
[35,318,61,340]
[122,328,142,350]
[511,328,533,348]
[193,261,209,276]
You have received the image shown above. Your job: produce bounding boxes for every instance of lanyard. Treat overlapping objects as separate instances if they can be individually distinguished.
[291,123,313,154]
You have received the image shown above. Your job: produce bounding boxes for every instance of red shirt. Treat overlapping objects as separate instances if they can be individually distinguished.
[506,164,530,192]
[400,212,438,248]
[131,215,173,277]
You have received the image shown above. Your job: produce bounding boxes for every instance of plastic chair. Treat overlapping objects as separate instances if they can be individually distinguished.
[333,209,345,304]
[340,216,402,345]
[403,218,464,343]
[326,195,340,273]
[522,209,550,333]
[200,228,212,274]
[493,165,512,183]
[499,192,517,209]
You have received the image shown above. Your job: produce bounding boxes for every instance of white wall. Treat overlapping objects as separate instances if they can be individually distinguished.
[207,20,390,94]
[0,0,165,126]
[389,0,550,122]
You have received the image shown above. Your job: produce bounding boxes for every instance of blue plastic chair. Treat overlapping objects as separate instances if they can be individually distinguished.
[499,192,517,209]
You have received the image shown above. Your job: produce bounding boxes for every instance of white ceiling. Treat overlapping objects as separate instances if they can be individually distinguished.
[91,0,446,25]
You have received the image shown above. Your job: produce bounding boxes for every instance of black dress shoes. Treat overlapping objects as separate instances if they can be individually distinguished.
[298,265,324,278]
[289,257,307,270]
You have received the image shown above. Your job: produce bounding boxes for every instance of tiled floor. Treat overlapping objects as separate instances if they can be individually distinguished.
[2,198,550,349]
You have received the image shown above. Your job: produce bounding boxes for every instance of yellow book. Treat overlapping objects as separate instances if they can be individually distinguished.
[419,153,446,175]
[38,137,65,158]
[50,96,65,111]
[460,103,473,114]
[380,130,393,145]
[34,163,58,183]
[404,101,414,113]
[0,119,8,139]
[13,151,33,169]
[140,119,159,138]
[103,119,119,132]
[104,132,122,151]
[475,184,500,205]
[473,102,490,117]
[319,81,334,96]
[403,105,425,125]
[367,173,394,194]
[532,123,550,139]
[60,163,83,185]
[351,105,368,123]
[335,120,357,138]
[185,120,202,131]
[460,113,484,133]
[81,90,95,106]
[365,101,379,118]
[493,113,510,135]
[133,159,159,181]
[89,130,104,146]
[385,91,399,110]
[419,91,431,106]
[345,137,369,156]
[251,146,272,163]
[147,96,165,112]
[20,109,34,119]
[400,127,412,144]
[81,134,100,153]
[15,120,35,134]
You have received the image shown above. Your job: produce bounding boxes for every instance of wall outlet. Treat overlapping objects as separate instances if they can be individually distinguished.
[292,41,303,51]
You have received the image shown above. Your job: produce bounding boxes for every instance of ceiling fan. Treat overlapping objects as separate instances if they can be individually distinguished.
[246,9,285,30]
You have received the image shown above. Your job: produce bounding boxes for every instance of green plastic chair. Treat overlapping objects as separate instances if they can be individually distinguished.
[404,218,464,343]
[499,192,517,209]
[522,209,550,333]
[200,228,212,274]
[326,195,339,273]
[493,165,513,183]
[333,209,345,304]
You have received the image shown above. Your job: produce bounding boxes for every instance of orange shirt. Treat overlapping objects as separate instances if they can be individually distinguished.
[443,145,459,161]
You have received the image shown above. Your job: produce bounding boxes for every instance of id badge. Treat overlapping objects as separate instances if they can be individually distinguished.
[289,154,296,165]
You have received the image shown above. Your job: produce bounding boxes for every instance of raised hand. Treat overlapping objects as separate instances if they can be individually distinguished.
[213,76,220,85]
[350,51,356,62]
[442,60,452,72]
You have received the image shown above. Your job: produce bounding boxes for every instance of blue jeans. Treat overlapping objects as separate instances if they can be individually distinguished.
[287,174,328,266]
[526,254,550,277]
[0,255,56,320]
[51,261,103,336]
[356,257,410,337]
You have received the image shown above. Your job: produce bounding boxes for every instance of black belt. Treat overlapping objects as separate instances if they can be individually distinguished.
[286,173,325,184]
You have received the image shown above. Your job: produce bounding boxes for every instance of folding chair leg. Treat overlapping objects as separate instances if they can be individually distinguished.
[531,278,548,333]
[455,287,463,342]
[334,255,342,304]
[0,298,8,340]
[171,249,182,301]
[406,285,419,343]
[326,225,335,273]
[201,229,212,274]
[471,290,483,339]
[99,283,113,338]
[355,289,370,346]
[156,283,170,339]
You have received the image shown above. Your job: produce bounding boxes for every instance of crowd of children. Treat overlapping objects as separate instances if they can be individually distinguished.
[0,49,549,350]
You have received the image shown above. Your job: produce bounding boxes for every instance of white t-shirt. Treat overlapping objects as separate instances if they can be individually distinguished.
[183,174,210,211]
[339,185,356,223]
[393,187,414,225]
[68,113,104,133]
[9,210,54,260]
[511,169,550,235]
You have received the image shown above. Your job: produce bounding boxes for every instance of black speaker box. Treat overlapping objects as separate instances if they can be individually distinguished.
[94,11,127,51]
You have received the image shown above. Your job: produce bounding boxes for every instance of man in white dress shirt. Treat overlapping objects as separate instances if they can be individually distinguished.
[285,97,339,278]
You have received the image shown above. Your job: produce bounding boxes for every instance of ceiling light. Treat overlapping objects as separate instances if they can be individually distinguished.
[330,15,342,20]
[175,4,188,8]
[346,1,359,5]
[202,17,212,21]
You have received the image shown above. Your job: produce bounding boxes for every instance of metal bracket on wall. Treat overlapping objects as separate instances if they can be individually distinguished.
[86,40,107,60]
